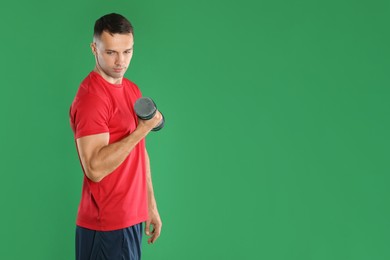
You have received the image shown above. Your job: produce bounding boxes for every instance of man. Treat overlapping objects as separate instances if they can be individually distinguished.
[69,13,163,260]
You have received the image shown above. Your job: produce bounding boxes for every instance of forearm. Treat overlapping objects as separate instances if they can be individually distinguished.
[88,126,150,182]
[144,149,162,244]
[145,151,157,209]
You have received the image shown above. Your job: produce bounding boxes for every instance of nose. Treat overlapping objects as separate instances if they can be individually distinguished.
[116,53,125,66]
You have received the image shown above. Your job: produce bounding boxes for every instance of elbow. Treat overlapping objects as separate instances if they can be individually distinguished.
[86,172,103,183]
[85,164,104,183]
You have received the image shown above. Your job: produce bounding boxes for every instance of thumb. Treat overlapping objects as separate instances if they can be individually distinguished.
[145,221,151,236]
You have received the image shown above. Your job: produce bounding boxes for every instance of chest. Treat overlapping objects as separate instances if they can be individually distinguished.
[107,88,139,142]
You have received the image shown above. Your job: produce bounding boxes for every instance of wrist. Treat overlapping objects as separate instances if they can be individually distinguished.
[148,198,157,210]
[133,124,150,138]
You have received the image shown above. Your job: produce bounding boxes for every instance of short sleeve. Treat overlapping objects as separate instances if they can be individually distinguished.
[71,93,110,139]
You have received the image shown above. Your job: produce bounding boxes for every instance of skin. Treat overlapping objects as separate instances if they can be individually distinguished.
[77,30,162,244]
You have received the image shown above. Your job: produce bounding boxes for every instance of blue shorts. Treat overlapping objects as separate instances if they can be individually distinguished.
[76,223,143,260]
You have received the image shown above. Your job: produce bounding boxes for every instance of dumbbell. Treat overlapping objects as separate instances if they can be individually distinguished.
[134,97,165,131]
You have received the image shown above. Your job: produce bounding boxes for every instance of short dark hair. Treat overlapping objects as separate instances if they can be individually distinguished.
[93,13,134,39]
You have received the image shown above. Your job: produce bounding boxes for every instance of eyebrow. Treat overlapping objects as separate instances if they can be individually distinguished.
[105,47,133,52]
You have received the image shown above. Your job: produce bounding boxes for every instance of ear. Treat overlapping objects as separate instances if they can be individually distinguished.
[90,42,97,55]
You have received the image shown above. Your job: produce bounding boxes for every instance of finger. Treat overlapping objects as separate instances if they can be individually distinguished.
[145,221,151,236]
[149,229,161,244]
[148,223,162,244]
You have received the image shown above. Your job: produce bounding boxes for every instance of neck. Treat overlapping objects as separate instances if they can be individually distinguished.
[93,65,123,85]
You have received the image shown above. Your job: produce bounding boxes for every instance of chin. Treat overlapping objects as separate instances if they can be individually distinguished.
[109,72,124,78]
[113,70,126,76]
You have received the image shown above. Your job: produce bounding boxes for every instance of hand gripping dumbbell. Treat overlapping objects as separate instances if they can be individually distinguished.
[134,97,165,131]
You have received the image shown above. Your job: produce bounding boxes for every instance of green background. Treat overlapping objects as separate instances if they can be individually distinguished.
[1,0,389,259]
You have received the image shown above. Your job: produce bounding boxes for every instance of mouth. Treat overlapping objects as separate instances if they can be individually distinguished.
[113,68,124,73]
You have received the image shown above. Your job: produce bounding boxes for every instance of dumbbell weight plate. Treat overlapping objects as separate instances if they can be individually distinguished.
[134,97,157,120]
[134,97,165,131]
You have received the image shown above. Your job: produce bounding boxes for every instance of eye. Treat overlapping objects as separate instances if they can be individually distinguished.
[106,51,114,55]
[125,49,133,54]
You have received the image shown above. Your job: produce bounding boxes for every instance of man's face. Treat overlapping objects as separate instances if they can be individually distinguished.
[92,31,134,84]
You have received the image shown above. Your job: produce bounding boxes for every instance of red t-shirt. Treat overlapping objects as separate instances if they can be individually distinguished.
[69,71,148,231]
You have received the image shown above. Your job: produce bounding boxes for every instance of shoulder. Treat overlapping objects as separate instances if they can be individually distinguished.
[123,77,142,97]
[76,73,110,102]
[72,73,111,112]
[122,77,138,89]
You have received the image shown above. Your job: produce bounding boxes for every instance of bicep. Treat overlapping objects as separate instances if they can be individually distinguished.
[76,133,109,170]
